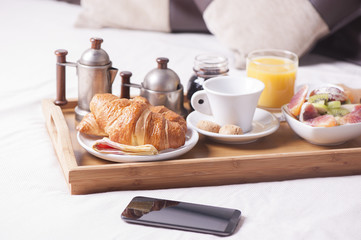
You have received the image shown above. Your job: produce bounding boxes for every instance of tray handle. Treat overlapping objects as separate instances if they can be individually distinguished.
[42,99,77,179]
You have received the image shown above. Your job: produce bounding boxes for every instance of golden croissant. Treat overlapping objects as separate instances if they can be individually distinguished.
[77,94,187,151]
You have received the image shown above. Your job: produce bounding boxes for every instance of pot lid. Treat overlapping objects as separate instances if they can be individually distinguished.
[79,38,110,66]
[143,57,180,92]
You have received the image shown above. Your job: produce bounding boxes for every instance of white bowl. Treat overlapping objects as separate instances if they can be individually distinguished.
[281,105,361,146]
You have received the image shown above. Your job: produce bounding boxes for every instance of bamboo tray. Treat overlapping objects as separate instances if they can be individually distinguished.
[42,99,361,195]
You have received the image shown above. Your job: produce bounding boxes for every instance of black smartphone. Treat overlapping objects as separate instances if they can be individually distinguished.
[121,196,241,236]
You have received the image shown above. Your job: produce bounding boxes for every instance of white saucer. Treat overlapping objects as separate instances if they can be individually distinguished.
[186,108,279,144]
[77,128,199,163]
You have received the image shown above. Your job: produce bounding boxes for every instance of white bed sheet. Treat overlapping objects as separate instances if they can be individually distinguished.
[0,0,360,239]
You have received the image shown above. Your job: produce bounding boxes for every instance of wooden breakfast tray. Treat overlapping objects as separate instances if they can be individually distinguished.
[42,99,361,195]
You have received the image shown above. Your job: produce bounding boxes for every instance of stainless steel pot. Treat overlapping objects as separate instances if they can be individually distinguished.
[54,38,118,121]
[120,58,188,117]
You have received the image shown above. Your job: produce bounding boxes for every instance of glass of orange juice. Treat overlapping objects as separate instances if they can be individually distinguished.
[246,49,298,109]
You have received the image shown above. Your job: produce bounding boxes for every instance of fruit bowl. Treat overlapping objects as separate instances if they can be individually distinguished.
[282,105,361,145]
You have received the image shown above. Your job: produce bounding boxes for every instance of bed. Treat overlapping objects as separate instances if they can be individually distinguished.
[1,0,360,239]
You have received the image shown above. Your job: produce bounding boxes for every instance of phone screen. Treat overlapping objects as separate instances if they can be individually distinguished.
[121,196,241,236]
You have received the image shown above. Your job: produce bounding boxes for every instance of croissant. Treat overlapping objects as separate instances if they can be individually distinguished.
[77,94,187,151]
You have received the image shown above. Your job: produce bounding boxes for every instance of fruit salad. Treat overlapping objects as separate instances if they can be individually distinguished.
[287,85,361,127]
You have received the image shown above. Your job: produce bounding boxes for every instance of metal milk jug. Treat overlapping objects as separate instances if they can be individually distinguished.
[120,57,188,117]
[54,37,118,121]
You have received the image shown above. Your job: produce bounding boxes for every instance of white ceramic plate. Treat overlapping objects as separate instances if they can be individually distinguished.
[282,104,361,145]
[77,128,199,163]
[187,108,279,144]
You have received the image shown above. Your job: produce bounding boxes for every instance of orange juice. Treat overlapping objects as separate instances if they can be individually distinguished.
[247,52,298,109]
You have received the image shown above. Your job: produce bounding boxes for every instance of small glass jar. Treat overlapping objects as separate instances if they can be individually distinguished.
[186,54,229,103]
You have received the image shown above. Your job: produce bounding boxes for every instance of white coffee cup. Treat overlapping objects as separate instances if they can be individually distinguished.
[191,76,264,133]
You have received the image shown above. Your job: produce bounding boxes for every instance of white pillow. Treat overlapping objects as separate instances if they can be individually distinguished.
[75,0,171,32]
[203,0,330,68]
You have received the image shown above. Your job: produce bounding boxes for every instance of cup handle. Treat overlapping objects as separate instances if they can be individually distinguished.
[191,90,212,115]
